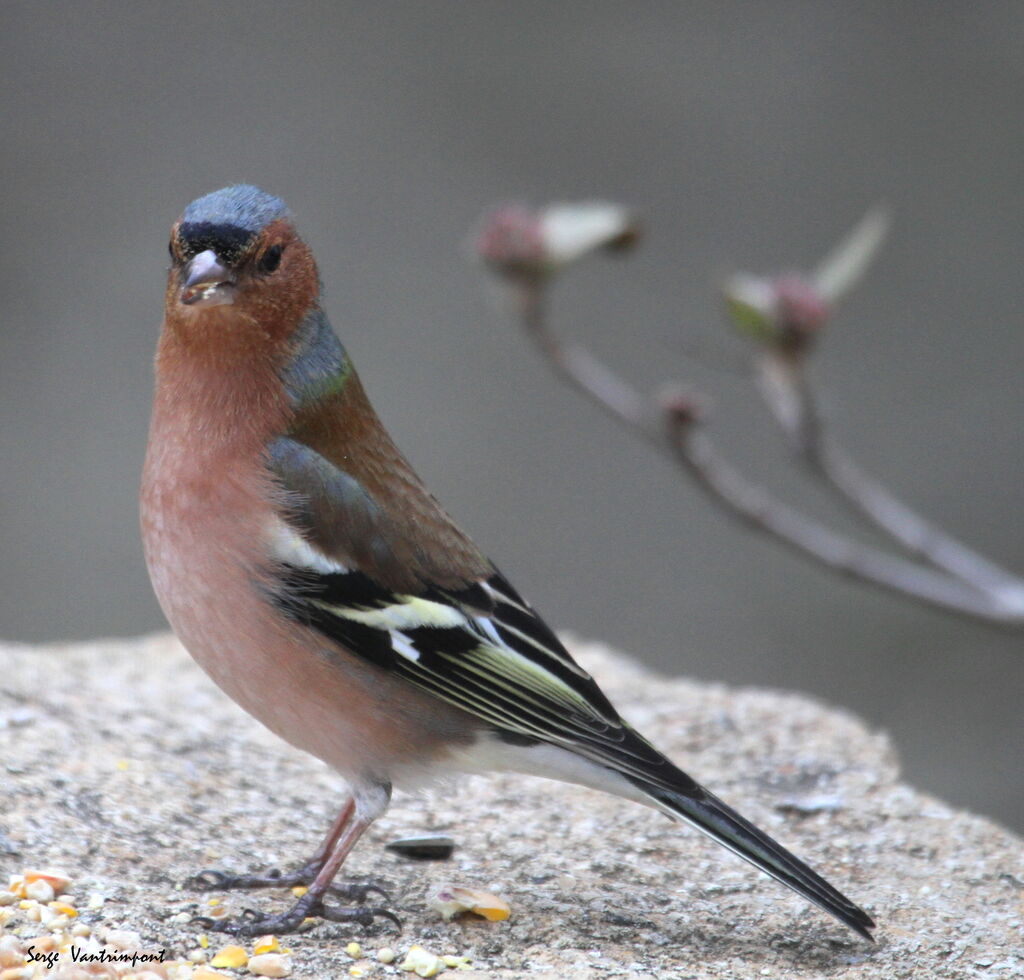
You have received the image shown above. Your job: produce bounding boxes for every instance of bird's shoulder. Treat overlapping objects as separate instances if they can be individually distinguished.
[269,368,492,593]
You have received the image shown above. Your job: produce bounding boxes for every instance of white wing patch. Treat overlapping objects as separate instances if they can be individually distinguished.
[266,520,349,575]
[271,539,625,741]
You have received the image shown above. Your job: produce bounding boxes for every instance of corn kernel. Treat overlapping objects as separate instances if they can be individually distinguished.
[345,942,361,959]
[23,870,72,895]
[247,953,291,977]
[399,946,443,978]
[209,944,248,968]
[252,935,281,955]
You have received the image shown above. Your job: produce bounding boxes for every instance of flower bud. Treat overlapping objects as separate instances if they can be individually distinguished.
[475,202,637,282]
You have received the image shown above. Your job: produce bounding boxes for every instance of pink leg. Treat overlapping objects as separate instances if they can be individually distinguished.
[191,796,364,891]
[196,784,399,936]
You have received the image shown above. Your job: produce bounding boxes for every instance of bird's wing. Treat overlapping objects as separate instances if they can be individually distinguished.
[266,436,677,786]
[266,436,876,941]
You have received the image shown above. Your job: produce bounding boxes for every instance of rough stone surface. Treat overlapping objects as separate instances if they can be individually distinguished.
[2,634,1022,978]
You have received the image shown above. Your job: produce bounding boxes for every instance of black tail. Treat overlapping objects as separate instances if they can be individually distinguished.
[633,772,875,941]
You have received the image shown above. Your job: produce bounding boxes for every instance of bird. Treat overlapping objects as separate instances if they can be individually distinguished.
[140,184,875,942]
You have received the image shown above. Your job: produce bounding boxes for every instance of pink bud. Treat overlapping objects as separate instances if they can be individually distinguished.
[475,205,548,281]
[658,385,705,427]
[773,275,830,337]
[475,201,637,283]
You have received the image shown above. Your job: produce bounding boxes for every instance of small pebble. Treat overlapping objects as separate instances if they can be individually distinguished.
[0,938,25,968]
[103,928,142,950]
[247,952,292,977]
[29,936,57,955]
[37,907,58,927]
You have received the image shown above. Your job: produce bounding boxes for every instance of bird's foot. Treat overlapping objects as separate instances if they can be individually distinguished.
[188,867,389,903]
[188,864,321,891]
[193,891,402,936]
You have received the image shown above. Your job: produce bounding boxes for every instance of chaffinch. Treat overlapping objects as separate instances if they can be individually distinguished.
[140,185,874,941]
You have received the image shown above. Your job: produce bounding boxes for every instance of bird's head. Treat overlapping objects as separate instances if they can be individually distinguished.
[165,185,320,345]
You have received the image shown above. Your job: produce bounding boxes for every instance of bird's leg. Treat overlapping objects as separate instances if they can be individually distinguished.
[195,784,400,936]
[189,797,381,897]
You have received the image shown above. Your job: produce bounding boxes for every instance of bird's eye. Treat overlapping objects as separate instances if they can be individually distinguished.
[260,244,284,274]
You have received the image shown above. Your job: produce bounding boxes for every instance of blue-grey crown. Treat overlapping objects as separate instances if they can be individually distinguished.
[181,185,289,234]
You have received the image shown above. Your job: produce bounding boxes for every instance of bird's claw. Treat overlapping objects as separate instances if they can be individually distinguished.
[187,869,234,890]
[326,881,391,904]
[320,902,402,930]
[193,896,402,936]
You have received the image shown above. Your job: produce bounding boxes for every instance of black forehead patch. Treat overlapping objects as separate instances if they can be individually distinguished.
[177,222,255,265]
[176,185,291,264]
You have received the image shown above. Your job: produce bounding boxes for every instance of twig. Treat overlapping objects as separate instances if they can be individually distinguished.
[511,280,1024,626]
[757,351,1024,610]
[478,202,1023,628]
[517,284,659,440]
[664,412,1023,624]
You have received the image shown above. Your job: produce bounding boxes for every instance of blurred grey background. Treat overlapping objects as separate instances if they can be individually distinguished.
[2,3,1021,830]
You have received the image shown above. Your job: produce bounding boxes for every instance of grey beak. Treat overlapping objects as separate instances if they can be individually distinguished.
[181,249,236,306]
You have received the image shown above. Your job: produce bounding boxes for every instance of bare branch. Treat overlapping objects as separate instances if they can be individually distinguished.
[474,201,1024,629]
[516,284,658,439]
[756,351,1024,611]
[663,408,1023,625]
[514,279,1023,624]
